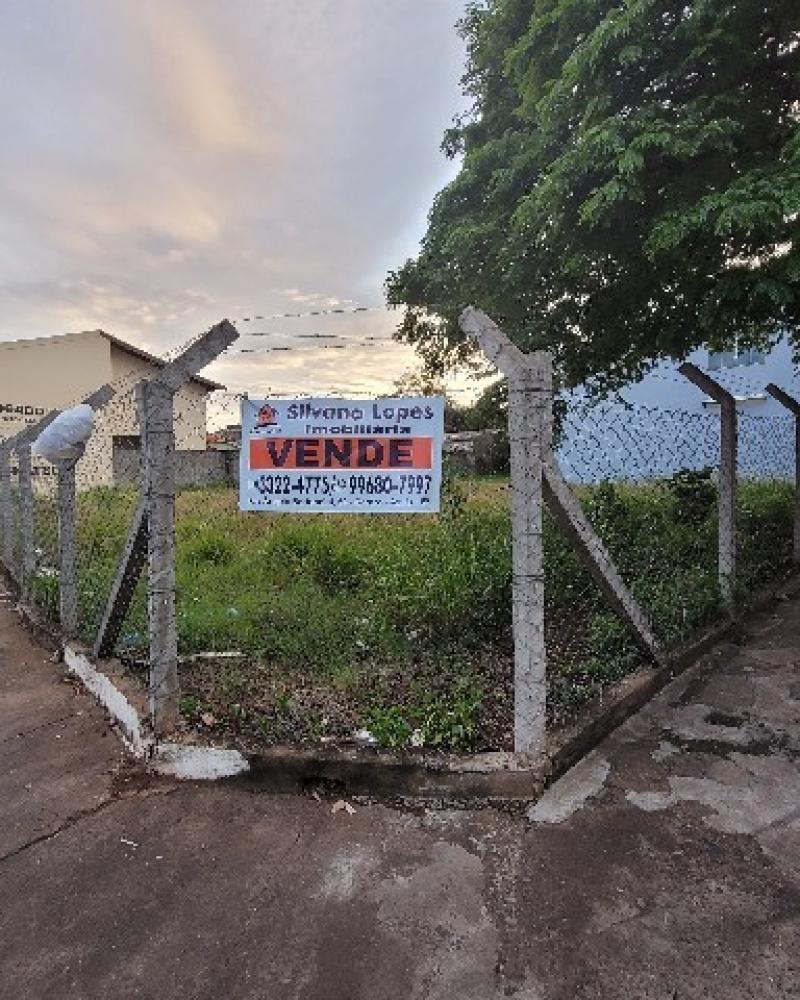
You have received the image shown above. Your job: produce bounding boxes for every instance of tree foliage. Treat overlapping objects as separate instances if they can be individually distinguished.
[391,366,471,431]
[386,0,800,390]
[464,378,509,429]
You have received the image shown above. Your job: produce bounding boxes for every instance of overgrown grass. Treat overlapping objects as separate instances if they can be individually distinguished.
[29,475,794,751]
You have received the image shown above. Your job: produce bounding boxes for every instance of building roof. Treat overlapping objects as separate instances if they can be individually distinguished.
[0,329,226,392]
[98,331,225,391]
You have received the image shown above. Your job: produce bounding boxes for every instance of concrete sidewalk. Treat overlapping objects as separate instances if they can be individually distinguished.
[1,586,798,1000]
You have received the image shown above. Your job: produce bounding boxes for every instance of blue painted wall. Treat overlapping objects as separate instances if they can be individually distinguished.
[558,336,799,483]
[618,336,798,417]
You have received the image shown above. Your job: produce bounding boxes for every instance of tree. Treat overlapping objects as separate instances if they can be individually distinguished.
[464,378,508,430]
[386,0,800,392]
[390,367,470,431]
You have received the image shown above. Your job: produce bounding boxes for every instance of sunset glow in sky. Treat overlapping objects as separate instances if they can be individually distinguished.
[0,0,468,400]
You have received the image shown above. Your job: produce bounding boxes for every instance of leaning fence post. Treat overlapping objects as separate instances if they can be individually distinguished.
[764,383,800,564]
[540,467,665,664]
[679,363,737,609]
[459,308,550,757]
[56,454,81,637]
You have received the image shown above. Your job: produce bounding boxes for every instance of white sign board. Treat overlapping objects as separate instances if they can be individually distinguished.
[239,397,444,513]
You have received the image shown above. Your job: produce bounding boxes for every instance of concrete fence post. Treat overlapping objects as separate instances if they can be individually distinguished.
[91,320,239,736]
[510,354,553,755]
[679,363,737,610]
[764,383,800,564]
[17,443,35,603]
[57,454,81,637]
[459,308,549,757]
[459,307,666,757]
[142,378,180,734]
[5,383,118,609]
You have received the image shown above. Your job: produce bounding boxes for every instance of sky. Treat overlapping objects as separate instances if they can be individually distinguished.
[0,0,469,411]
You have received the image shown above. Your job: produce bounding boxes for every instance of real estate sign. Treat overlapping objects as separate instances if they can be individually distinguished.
[239,396,444,513]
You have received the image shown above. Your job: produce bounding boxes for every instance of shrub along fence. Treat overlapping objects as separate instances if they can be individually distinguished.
[0,310,798,759]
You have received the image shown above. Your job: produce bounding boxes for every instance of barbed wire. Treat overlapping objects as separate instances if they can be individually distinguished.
[234,304,386,323]
[228,337,397,355]
[149,311,800,443]
[622,362,800,393]
[238,331,392,341]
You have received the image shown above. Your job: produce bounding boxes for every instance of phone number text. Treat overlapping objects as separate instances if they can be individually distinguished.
[251,472,435,505]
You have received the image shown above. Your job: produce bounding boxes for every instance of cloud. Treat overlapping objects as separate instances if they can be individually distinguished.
[131,0,272,157]
[2,168,224,257]
[0,0,468,397]
[208,307,415,395]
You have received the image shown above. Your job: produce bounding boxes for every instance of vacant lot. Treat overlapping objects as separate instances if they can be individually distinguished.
[31,475,795,751]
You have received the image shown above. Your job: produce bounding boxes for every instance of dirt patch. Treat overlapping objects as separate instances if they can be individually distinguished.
[170,649,517,753]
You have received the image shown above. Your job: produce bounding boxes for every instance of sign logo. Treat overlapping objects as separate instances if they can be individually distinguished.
[255,403,278,429]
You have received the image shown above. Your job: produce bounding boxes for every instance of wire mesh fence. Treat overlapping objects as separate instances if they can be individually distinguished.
[543,401,796,723]
[0,454,21,582]
[0,324,797,755]
[156,396,797,749]
[30,479,60,624]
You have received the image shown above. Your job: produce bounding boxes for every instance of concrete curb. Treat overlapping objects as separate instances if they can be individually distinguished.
[63,644,251,781]
[62,645,549,800]
[63,645,152,757]
[5,565,800,804]
[0,568,254,782]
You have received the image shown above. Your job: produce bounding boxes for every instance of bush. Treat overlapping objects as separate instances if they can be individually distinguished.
[665,467,717,523]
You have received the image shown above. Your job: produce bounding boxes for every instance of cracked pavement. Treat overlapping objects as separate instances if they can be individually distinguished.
[1,586,799,999]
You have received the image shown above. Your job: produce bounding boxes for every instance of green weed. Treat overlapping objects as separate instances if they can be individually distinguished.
[22,475,789,747]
